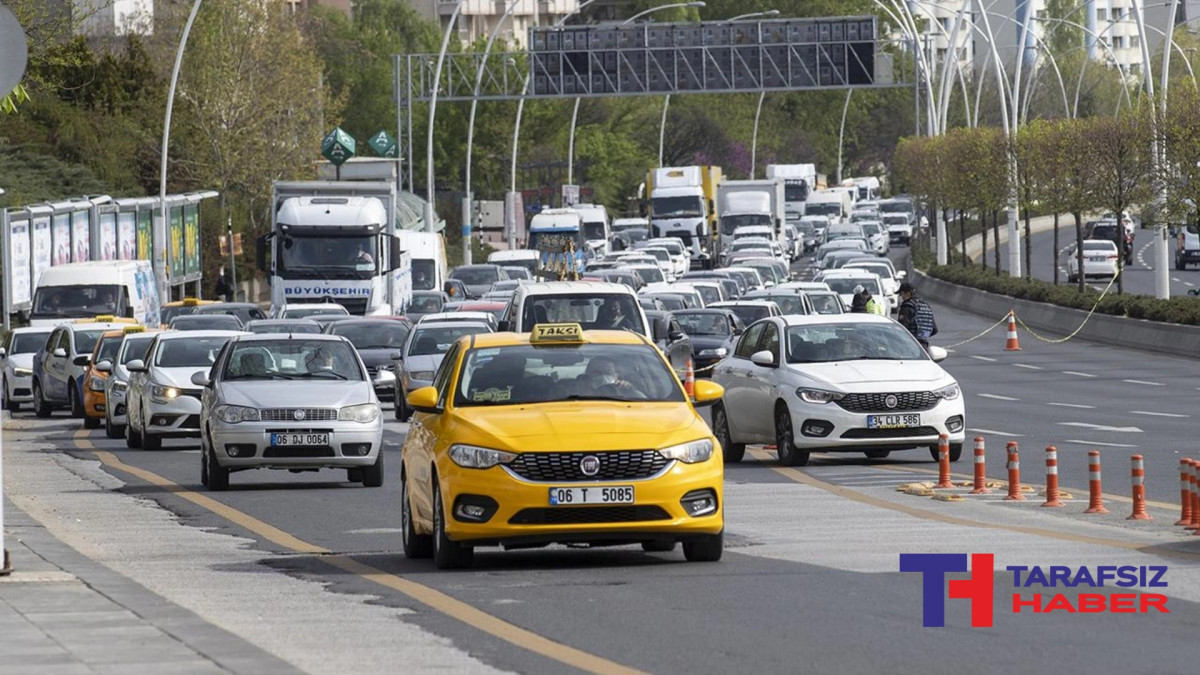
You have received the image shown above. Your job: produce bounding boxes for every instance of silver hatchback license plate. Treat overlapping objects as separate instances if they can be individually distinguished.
[867,414,920,429]
[271,433,330,446]
[548,486,634,506]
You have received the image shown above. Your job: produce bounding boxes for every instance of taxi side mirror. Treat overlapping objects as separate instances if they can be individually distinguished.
[127,359,146,373]
[691,379,723,407]
[407,386,441,414]
[94,360,113,373]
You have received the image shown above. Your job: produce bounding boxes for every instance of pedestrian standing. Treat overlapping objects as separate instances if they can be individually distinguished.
[215,267,233,302]
[897,282,938,350]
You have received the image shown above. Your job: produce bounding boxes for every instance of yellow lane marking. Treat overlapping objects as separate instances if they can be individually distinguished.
[748,449,1200,558]
[76,433,642,675]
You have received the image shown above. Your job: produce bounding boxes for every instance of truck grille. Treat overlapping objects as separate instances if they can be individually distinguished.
[506,450,669,482]
[285,297,368,315]
[259,408,338,421]
[836,392,937,413]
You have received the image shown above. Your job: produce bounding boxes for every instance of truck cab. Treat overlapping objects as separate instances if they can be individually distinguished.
[646,166,722,270]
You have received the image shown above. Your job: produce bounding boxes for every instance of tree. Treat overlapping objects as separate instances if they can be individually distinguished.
[1084,108,1154,294]
[1055,118,1099,292]
[1020,119,1073,285]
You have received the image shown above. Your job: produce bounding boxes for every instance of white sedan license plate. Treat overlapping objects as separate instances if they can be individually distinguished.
[867,414,920,429]
[270,433,329,446]
[548,486,634,506]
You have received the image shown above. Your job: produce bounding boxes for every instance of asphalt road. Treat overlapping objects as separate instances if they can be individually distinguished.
[994,225,1200,297]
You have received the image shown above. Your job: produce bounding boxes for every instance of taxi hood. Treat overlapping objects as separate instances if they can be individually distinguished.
[449,401,709,450]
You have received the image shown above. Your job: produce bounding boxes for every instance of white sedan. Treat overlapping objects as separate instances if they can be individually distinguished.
[1066,239,1119,283]
[711,314,965,466]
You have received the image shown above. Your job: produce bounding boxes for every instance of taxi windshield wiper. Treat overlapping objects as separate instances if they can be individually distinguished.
[226,373,295,380]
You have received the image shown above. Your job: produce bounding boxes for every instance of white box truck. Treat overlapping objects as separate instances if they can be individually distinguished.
[766,164,818,222]
[716,179,786,260]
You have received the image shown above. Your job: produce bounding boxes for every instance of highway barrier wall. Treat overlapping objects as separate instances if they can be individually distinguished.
[906,263,1200,360]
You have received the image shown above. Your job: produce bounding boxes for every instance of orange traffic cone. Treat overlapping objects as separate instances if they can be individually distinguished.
[684,359,695,399]
[1004,312,1022,351]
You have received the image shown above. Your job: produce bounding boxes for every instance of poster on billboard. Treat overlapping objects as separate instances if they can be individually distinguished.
[184,204,200,275]
[137,210,152,261]
[98,212,117,260]
[52,213,71,266]
[170,206,184,278]
[8,219,32,305]
[71,209,91,262]
[33,215,52,285]
[118,212,136,260]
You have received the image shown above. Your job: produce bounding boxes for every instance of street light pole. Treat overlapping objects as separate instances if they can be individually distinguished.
[424,1,465,235]
[727,9,779,179]
[159,0,203,306]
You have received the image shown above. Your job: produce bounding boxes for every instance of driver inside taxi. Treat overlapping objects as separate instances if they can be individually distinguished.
[579,356,637,395]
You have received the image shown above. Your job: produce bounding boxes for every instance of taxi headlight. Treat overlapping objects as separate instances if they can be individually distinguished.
[87,376,106,392]
[110,379,127,394]
[150,384,179,402]
[215,405,260,424]
[407,370,435,383]
[338,403,380,423]
[449,444,517,469]
[13,366,32,376]
[933,383,961,401]
[797,388,844,404]
[658,439,714,464]
[698,347,727,358]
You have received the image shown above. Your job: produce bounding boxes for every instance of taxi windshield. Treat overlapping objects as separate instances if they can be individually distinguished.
[119,336,154,365]
[455,344,685,407]
[94,335,123,364]
[223,340,363,381]
[74,330,108,356]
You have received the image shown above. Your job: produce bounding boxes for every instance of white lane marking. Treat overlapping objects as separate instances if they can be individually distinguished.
[1129,410,1190,418]
[1172,277,1183,283]
[1012,363,1042,370]
[1187,282,1196,288]
[346,528,404,534]
[1062,371,1096,378]
[1122,379,1165,386]
[1046,402,1096,409]
[969,428,1024,437]
[1062,439,1140,448]
[978,393,1020,401]
[1058,422,1143,433]
[969,355,997,362]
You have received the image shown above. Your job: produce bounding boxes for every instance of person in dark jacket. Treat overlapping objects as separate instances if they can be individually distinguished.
[897,282,938,349]
[850,285,869,313]
[215,267,233,302]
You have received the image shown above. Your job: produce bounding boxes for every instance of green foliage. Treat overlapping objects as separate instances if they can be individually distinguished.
[0,143,110,207]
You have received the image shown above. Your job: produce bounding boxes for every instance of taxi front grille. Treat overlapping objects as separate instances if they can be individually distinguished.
[506,451,669,482]
[835,392,937,413]
[508,506,671,525]
[259,408,338,422]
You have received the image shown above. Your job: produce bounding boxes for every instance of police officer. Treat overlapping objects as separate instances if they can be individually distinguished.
[897,282,938,350]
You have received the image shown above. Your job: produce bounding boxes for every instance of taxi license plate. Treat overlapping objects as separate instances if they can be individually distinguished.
[271,433,329,446]
[867,414,920,429]
[548,486,634,506]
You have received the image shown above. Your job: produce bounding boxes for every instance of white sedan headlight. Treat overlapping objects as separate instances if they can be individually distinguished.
[658,439,714,464]
[110,379,127,394]
[698,347,727,358]
[13,366,32,376]
[449,444,517,469]
[338,403,380,423]
[215,405,260,424]
[797,388,845,404]
[150,384,179,402]
[933,383,961,401]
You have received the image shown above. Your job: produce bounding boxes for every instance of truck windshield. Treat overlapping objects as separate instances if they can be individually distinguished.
[652,196,704,218]
[880,201,912,214]
[806,203,841,217]
[32,285,122,320]
[278,234,377,278]
[783,182,809,202]
[412,259,437,290]
[583,222,606,241]
[721,215,772,235]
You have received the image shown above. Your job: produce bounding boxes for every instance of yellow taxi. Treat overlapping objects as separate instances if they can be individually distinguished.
[82,325,146,429]
[73,315,139,325]
[400,323,726,569]
[160,298,217,325]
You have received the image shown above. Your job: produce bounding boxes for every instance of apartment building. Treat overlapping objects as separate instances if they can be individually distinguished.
[73,0,154,36]
[411,0,581,48]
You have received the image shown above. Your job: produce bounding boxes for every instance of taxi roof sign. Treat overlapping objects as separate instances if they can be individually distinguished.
[530,323,584,344]
[123,325,145,334]
[183,298,200,306]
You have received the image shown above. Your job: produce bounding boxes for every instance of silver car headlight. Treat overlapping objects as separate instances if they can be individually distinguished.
[797,388,845,404]
[933,383,961,401]
[407,370,435,382]
[449,444,517,469]
[658,439,714,464]
[215,405,260,424]
[338,403,380,423]
[87,376,106,392]
[110,379,127,394]
[150,384,180,402]
[13,366,32,376]
[698,347,727,358]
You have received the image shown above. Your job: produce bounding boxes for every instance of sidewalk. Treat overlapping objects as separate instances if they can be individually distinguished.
[0,495,297,675]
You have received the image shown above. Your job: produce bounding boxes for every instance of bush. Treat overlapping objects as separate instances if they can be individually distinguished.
[921,263,1200,326]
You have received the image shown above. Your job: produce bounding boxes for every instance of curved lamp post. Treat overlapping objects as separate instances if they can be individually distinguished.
[729,9,780,179]
[424,0,465,234]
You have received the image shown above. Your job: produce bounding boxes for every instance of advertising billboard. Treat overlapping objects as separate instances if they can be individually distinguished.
[137,209,152,261]
[170,205,184,278]
[52,213,71,266]
[8,218,32,305]
[32,215,51,287]
[71,209,90,261]
[98,212,117,261]
[118,211,136,260]
[184,203,200,276]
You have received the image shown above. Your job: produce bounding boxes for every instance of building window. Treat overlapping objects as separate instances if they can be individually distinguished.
[1097,9,1106,21]
[1113,36,1124,50]
[1130,35,1140,49]
[1113,8,1124,21]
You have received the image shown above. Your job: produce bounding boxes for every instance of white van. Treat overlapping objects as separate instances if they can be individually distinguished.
[499,281,651,339]
[396,230,447,293]
[30,261,161,328]
[573,203,611,257]
[487,249,540,278]
[805,190,853,226]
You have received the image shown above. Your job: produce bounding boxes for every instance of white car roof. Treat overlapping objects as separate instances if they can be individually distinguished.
[779,313,894,328]
[66,322,135,333]
[9,326,53,335]
[414,320,492,331]
[778,281,831,291]
[709,300,777,308]
[418,311,495,324]
[156,330,247,341]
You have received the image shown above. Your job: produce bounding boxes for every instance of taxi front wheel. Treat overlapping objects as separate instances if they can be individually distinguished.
[401,472,432,559]
[432,483,473,569]
[683,532,723,562]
